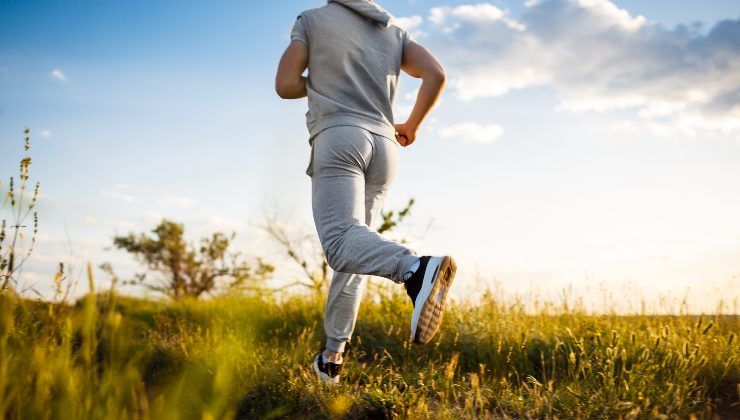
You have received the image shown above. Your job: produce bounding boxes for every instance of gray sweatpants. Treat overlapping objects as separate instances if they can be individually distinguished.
[308,125,420,353]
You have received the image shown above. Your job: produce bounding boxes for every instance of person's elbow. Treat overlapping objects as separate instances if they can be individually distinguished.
[276,75,306,99]
[423,65,447,88]
[431,66,447,87]
[275,78,293,99]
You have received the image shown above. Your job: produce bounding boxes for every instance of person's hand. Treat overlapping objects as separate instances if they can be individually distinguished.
[394,122,418,147]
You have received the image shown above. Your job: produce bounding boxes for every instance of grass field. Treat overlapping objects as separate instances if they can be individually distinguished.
[0,280,737,419]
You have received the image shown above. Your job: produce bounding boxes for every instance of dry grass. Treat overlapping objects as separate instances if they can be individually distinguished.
[0,284,737,419]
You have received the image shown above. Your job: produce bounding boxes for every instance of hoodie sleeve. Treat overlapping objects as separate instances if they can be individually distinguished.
[290,13,309,46]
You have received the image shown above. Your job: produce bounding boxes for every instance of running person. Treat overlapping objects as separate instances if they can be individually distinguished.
[275,0,455,385]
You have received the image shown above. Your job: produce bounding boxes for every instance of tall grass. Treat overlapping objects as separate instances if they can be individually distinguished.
[0,277,737,419]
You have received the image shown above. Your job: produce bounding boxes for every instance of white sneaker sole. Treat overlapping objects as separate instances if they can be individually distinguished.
[410,256,457,345]
[312,357,340,385]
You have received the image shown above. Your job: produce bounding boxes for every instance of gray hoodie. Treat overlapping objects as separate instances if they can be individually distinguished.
[290,0,414,145]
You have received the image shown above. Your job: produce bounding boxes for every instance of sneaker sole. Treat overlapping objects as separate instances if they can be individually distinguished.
[312,357,340,385]
[411,256,457,345]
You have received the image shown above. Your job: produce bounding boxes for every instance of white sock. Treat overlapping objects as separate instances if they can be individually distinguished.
[322,354,343,365]
[402,258,421,282]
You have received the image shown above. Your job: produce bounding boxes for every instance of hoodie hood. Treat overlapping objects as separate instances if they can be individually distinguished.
[328,0,394,28]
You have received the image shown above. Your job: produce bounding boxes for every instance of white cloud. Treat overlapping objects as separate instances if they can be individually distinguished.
[35,233,60,244]
[50,69,67,82]
[436,122,504,144]
[101,190,136,203]
[577,0,646,32]
[113,183,149,192]
[395,15,423,33]
[99,183,151,203]
[207,215,242,231]
[429,7,447,25]
[393,103,414,121]
[607,120,638,135]
[415,0,740,135]
[39,130,51,139]
[404,89,419,102]
[450,4,505,22]
[83,214,136,229]
[454,64,551,101]
[428,4,525,31]
[144,211,166,223]
[158,195,193,208]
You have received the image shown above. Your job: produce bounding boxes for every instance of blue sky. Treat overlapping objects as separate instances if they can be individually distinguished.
[1,1,739,312]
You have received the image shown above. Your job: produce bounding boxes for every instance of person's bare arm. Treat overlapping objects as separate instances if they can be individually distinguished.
[395,41,447,147]
[275,41,309,99]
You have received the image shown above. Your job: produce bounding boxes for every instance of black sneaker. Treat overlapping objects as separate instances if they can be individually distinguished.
[312,353,342,385]
[404,256,457,344]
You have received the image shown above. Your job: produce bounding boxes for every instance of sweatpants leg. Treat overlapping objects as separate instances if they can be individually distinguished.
[310,125,419,353]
